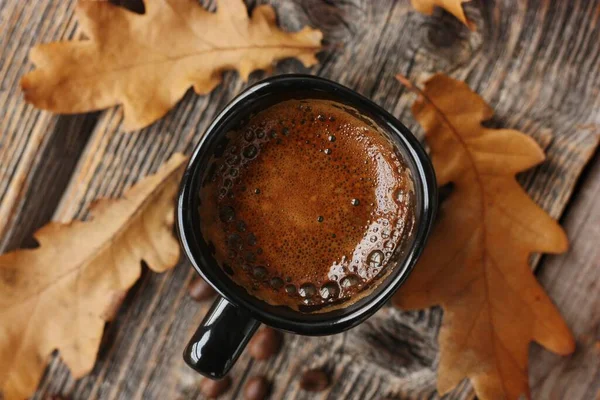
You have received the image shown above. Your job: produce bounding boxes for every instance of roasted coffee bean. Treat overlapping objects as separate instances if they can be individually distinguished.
[248,327,283,360]
[188,277,216,301]
[299,368,329,392]
[244,376,270,400]
[200,376,231,398]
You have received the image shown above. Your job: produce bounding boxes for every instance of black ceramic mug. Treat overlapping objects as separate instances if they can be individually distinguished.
[176,74,437,379]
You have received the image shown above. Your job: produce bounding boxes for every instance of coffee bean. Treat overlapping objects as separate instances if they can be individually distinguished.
[200,376,231,398]
[248,327,283,360]
[299,369,329,392]
[188,277,216,302]
[244,376,270,400]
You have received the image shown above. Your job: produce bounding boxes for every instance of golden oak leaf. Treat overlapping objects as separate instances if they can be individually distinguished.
[411,0,475,30]
[0,153,187,400]
[20,0,322,131]
[393,74,574,400]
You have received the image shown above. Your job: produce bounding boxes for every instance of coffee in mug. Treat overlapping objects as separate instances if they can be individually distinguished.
[199,99,416,312]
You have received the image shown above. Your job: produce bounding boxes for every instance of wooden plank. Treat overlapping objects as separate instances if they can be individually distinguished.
[0,0,596,399]
[0,0,97,252]
[529,151,600,400]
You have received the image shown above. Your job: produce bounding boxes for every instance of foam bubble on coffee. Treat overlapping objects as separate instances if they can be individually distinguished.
[199,99,415,312]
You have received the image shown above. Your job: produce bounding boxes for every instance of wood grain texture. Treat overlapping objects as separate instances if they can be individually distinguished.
[0,0,598,399]
[529,151,600,400]
[0,0,95,251]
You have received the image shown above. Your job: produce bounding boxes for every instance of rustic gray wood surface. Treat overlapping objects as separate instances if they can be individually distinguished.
[1,0,599,399]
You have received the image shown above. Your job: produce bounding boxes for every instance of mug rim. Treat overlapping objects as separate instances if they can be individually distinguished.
[177,74,437,335]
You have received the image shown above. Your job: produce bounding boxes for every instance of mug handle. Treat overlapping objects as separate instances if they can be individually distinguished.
[183,296,260,379]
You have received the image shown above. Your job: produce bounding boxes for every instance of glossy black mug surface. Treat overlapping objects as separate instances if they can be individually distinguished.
[176,74,437,379]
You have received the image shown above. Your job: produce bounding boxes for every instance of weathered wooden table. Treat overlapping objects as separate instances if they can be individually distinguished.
[1,1,599,399]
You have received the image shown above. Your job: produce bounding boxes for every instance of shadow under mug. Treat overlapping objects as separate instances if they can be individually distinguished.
[176,74,437,379]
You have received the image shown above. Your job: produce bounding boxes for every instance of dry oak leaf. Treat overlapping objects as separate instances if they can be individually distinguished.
[0,153,187,400]
[20,0,322,131]
[411,0,475,30]
[393,74,574,400]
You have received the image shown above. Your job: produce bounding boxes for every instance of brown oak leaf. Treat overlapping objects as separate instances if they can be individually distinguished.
[20,0,322,130]
[393,74,574,400]
[411,0,475,30]
[0,153,187,400]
